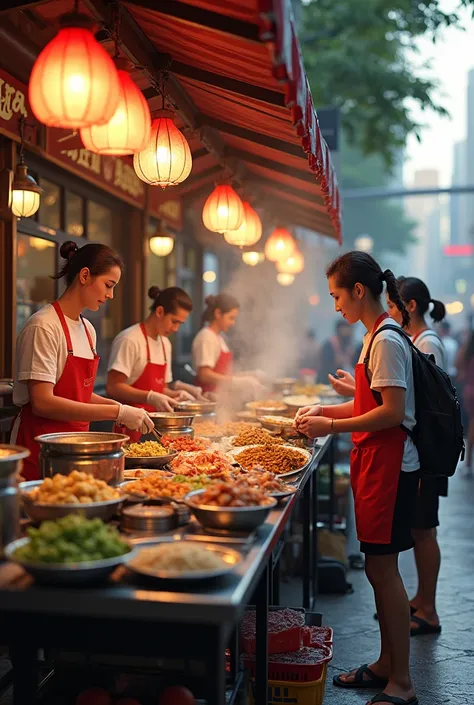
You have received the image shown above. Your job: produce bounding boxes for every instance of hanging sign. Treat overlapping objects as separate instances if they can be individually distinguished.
[148,186,183,231]
[0,69,38,145]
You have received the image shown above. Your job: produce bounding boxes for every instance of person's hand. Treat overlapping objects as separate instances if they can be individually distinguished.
[296,415,332,439]
[295,404,322,421]
[328,369,356,398]
[175,382,206,400]
[146,391,177,412]
[116,405,154,434]
[174,390,195,403]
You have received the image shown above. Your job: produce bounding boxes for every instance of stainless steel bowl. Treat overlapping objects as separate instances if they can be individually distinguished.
[35,432,130,455]
[0,444,30,480]
[148,412,195,430]
[157,427,194,440]
[185,489,277,531]
[5,537,135,585]
[124,450,178,469]
[175,400,216,414]
[260,417,298,439]
[19,481,125,523]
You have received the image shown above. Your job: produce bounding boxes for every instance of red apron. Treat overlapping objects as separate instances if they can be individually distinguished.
[15,301,99,481]
[199,348,234,393]
[114,323,167,443]
[350,312,407,544]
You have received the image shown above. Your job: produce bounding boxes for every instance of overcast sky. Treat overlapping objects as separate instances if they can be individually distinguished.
[404,3,474,186]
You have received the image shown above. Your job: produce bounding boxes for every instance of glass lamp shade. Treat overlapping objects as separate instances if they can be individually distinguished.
[149,235,174,257]
[11,164,42,218]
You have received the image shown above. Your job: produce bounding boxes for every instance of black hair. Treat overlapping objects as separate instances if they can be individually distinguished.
[148,286,193,314]
[201,292,239,327]
[53,241,124,287]
[326,251,410,328]
[397,276,446,323]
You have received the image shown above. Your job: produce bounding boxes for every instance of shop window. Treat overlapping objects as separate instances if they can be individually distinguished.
[66,192,85,237]
[16,234,56,333]
[202,251,219,300]
[38,179,60,231]
[88,201,113,246]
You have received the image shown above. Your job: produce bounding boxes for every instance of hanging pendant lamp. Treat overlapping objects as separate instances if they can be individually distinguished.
[11,119,42,219]
[29,12,120,129]
[80,59,151,155]
[276,249,305,275]
[242,251,265,266]
[133,110,192,188]
[224,201,262,247]
[149,224,175,257]
[264,227,296,262]
[277,273,295,286]
[202,184,244,233]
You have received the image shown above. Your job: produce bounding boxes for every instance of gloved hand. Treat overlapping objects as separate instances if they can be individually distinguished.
[295,404,323,421]
[147,391,177,412]
[174,382,205,400]
[116,404,154,434]
[328,369,356,398]
[174,390,195,402]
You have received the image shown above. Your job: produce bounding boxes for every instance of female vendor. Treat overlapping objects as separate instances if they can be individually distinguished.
[191,293,264,398]
[296,251,418,705]
[107,286,204,442]
[11,241,154,480]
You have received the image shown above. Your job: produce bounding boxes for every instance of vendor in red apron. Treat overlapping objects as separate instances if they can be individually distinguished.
[191,293,264,398]
[11,241,154,481]
[295,252,419,705]
[107,286,203,443]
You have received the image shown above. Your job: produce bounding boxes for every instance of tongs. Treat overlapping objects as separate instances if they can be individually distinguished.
[150,427,163,442]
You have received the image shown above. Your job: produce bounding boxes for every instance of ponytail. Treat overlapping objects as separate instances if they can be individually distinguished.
[382,270,410,328]
[397,276,445,323]
[52,240,123,287]
[429,299,446,323]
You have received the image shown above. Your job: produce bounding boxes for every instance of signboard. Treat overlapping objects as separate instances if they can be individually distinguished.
[316,107,340,152]
[148,186,183,231]
[0,68,39,145]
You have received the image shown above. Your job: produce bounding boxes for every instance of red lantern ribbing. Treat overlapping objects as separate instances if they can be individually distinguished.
[202,184,244,233]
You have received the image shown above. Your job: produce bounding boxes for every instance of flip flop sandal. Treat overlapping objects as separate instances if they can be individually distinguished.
[367,694,418,705]
[410,614,442,636]
[333,664,389,689]
[374,605,416,621]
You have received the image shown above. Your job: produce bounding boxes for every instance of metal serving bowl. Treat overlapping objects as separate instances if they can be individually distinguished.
[148,412,195,430]
[19,481,125,523]
[175,400,217,414]
[272,378,297,395]
[0,444,30,480]
[124,450,178,469]
[5,537,135,585]
[35,432,130,455]
[185,489,277,531]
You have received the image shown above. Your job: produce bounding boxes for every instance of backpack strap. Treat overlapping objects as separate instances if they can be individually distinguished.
[363,324,415,441]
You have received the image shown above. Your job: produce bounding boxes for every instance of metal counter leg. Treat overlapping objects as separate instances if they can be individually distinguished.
[272,557,280,606]
[311,468,319,601]
[10,644,38,705]
[255,561,269,705]
[206,627,226,705]
[302,477,311,609]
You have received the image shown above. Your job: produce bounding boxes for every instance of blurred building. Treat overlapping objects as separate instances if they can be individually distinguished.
[405,169,441,284]
[450,141,468,246]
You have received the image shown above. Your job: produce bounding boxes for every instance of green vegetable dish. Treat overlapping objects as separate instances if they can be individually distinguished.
[14,514,130,564]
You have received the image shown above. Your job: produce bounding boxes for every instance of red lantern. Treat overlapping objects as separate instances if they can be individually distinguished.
[264,227,296,262]
[133,111,192,188]
[276,249,305,274]
[29,13,120,129]
[224,201,262,247]
[202,184,244,233]
[80,60,151,155]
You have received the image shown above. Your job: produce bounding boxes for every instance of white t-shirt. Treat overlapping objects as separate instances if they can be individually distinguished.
[359,318,419,472]
[192,327,230,370]
[414,331,447,372]
[107,324,172,385]
[13,304,97,408]
[440,335,458,377]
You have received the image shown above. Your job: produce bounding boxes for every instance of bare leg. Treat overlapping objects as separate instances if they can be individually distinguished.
[410,528,441,627]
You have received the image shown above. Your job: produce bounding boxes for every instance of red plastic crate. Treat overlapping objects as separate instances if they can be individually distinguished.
[240,608,305,655]
[243,644,332,682]
[302,626,333,647]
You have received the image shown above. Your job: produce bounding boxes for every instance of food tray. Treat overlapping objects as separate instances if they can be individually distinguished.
[125,536,242,582]
[175,400,216,414]
[124,450,178,468]
[228,446,311,478]
[19,481,124,523]
[5,537,135,585]
[244,644,332,682]
[248,665,328,705]
[241,607,305,655]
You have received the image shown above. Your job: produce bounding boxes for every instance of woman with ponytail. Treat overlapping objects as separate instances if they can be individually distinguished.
[12,241,155,480]
[107,286,204,442]
[296,252,419,705]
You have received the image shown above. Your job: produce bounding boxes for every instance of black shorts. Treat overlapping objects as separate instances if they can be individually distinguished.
[360,470,419,555]
[412,476,440,530]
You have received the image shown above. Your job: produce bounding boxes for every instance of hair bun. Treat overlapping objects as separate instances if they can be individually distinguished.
[60,241,79,261]
[148,286,161,300]
[205,295,216,306]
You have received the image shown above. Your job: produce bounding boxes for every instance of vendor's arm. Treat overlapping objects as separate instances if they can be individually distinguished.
[172,380,206,399]
[29,381,119,422]
[90,393,120,406]
[106,369,150,406]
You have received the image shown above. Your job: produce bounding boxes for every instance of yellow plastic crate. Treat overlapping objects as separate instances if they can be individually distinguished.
[248,664,328,705]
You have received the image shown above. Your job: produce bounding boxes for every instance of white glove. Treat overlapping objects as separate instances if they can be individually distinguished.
[328,369,356,398]
[147,391,177,412]
[175,382,205,399]
[116,404,154,434]
[174,390,195,402]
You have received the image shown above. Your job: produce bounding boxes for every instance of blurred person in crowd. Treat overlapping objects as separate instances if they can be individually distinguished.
[438,321,458,379]
[317,320,358,383]
[299,329,321,371]
[457,330,474,475]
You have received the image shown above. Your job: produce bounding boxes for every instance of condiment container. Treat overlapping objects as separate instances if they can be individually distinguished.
[121,503,177,535]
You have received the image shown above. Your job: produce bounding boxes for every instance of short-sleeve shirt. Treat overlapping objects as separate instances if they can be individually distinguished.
[192,327,230,370]
[359,318,419,472]
[414,331,447,371]
[107,324,172,385]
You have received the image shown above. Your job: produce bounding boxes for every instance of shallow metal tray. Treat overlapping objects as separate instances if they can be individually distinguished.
[19,480,124,523]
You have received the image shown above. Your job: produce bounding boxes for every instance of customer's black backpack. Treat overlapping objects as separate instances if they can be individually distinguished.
[365,325,464,478]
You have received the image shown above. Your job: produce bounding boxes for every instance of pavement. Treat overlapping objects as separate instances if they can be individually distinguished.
[281,464,474,705]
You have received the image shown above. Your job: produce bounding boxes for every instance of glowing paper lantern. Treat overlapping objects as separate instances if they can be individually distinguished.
[264,227,296,262]
[134,111,192,188]
[202,184,244,233]
[149,235,174,257]
[29,13,120,129]
[277,273,295,286]
[242,251,265,266]
[276,249,305,274]
[80,61,151,155]
[224,202,262,247]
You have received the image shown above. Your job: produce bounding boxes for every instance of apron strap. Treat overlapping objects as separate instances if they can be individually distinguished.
[140,323,152,363]
[52,301,74,355]
[80,315,98,356]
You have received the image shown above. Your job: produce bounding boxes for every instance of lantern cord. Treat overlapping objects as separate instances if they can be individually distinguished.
[18,117,26,166]
[111,2,121,59]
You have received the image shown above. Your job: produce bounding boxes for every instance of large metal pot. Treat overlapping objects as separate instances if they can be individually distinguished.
[35,432,129,485]
[0,444,30,557]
